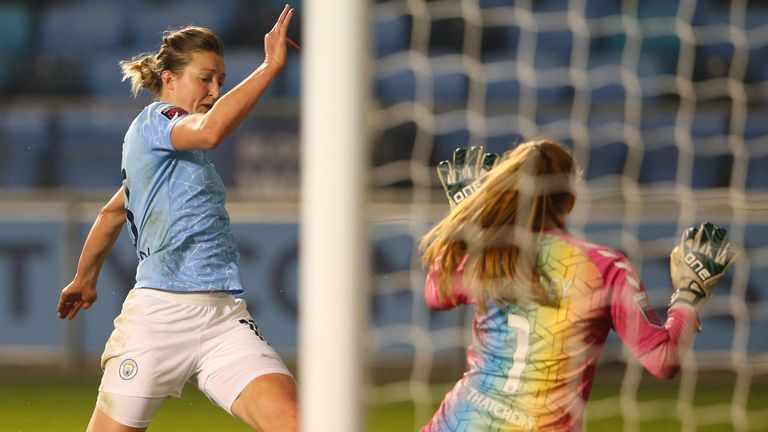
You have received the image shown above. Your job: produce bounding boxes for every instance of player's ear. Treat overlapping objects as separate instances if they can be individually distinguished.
[161,70,175,91]
[563,193,575,214]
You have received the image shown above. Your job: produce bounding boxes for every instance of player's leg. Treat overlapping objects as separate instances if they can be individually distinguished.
[195,296,297,431]
[230,372,299,431]
[94,289,196,431]
[87,408,144,432]
[86,392,165,432]
[199,354,298,431]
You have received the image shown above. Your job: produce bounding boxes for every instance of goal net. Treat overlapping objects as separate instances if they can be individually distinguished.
[367,0,768,430]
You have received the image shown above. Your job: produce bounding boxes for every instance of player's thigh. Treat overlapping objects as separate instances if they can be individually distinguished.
[88,408,146,432]
[230,372,298,430]
[195,298,293,415]
[87,392,165,432]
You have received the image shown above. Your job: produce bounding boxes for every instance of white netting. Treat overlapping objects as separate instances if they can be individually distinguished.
[369,0,768,430]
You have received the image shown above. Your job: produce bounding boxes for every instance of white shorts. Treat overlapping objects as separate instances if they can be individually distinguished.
[98,288,292,426]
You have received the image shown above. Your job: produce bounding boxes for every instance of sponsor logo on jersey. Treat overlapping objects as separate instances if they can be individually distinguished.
[160,105,188,120]
[119,359,139,380]
[632,292,663,328]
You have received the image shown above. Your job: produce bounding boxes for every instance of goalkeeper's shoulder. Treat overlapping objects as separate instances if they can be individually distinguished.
[424,256,472,310]
[549,231,634,274]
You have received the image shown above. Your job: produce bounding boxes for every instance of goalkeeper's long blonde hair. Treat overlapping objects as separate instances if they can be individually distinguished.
[420,140,579,314]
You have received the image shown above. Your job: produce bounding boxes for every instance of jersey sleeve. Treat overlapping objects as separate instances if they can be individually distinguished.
[605,252,699,378]
[144,104,189,151]
[424,256,471,310]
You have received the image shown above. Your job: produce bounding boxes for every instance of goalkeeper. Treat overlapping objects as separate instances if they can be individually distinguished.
[419,140,738,431]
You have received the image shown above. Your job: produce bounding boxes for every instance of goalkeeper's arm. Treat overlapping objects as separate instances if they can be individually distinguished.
[424,257,471,310]
[607,258,700,379]
[636,308,700,379]
[610,222,738,379]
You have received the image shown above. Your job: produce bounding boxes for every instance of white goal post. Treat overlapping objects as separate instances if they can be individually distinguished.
[299,0,370,431]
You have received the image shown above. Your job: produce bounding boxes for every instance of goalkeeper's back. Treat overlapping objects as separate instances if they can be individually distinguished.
[423,229,692,431]
[419,141,735,431]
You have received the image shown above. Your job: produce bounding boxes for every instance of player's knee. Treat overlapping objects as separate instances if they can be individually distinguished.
[262,400,299,432]
[233,373,298,431]
[237,397,299,432]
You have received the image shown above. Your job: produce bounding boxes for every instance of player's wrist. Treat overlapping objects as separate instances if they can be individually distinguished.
[669,282,705,332]
[669,285,706,310]
[72,268,101,289]
[668,297,703,332]
[263,57,286,71]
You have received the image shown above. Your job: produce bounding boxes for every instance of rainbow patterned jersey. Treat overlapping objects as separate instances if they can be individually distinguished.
[422,231,678,431]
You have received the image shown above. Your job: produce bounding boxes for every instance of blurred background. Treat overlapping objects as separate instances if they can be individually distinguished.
[1,0,767,431]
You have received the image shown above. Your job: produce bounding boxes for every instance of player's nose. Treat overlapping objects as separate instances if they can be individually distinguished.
[208,82,221,99]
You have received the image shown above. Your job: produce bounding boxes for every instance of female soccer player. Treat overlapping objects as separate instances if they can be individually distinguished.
[420,141,738,431]
[56,6,298,432]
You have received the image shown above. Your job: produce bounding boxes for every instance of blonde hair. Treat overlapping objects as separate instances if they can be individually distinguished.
[419,140,580,314]
[119,26,224,97]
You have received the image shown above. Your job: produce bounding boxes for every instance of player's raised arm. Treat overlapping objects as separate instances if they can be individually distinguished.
[58,187,126,320]
[169,5,297,150]
[612,222,739,379]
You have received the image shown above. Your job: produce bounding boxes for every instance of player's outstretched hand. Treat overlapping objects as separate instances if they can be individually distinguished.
[264,5,299,69]
[437,146,498,208]
[669,222,739,313]
[57,280,97,320]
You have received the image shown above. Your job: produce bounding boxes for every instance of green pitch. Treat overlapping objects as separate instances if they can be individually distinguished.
[3,371,767,431]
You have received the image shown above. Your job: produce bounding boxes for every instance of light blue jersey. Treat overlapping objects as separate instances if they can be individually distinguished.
[120,102,243,293]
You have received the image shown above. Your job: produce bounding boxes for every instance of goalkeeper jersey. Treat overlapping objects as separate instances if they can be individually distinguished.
[422,230,696,431]
[120,102,243,294]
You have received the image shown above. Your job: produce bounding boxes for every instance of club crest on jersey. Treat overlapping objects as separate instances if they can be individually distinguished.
[119,359,139,380]
[160,105,188,120]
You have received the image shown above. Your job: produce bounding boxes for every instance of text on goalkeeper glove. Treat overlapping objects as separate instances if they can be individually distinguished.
[436,146,498,208]
[669,222,739,312]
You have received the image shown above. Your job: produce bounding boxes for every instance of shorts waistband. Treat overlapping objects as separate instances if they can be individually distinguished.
[132,288,236,306]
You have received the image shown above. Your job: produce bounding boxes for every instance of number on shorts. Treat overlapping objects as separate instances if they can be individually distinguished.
[239,319,265,341]
[502,314,530,394]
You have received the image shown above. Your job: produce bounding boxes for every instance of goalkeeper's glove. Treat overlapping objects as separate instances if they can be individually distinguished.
[669,222,739,316]
[436,145,499,208]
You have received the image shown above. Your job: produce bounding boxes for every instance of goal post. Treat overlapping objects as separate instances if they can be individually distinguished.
[299,0,370,431]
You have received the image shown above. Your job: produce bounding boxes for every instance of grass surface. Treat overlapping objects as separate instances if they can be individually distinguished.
[3,371,767,431]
